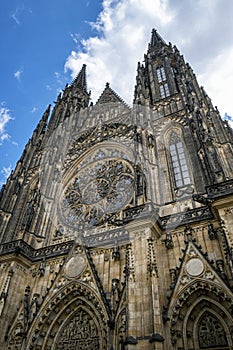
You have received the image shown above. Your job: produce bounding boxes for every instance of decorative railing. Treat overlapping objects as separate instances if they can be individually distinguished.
[0,239,74,261]
[206,179,233,197]
[122,203,158,222]
[159,206,213,230]
[0,204,215,259]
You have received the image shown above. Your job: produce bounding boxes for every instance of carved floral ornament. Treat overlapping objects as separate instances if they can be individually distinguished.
[60,144,139,228]
[224,207,233,216]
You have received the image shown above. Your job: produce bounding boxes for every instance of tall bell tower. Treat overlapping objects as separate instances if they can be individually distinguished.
[0,30,233,350]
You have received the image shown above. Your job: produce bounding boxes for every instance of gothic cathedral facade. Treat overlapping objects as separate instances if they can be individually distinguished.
[0,30,233,350]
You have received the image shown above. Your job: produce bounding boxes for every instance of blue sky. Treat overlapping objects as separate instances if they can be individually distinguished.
[0,0,102,186]
[1,0,233,186]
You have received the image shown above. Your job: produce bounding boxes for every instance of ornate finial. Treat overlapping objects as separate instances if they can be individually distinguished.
[184,225,194,242]
[208,222,217,240]
[165,232,174,249]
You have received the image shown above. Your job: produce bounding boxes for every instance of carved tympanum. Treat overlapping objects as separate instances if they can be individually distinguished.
[198,311,228,349]
[56,309,100,349]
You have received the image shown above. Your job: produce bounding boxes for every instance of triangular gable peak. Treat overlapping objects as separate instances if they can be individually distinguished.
[164,237,233,330]
[43,242,110,309]
[96,82,129,107]
[168,240,227,302]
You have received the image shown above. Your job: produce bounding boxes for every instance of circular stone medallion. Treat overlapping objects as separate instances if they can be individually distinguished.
[186,258,204,277]
[65,256,86,278]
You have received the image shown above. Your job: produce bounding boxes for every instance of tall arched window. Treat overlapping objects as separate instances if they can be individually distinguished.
[169,132,191,188]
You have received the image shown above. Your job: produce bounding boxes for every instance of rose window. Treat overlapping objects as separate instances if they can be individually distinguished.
[61,157,135,227]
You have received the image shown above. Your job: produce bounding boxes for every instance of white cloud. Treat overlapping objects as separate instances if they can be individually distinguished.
[0,133,10,142]
[0,165,13,187]
[31,107,37,113]
[54,71,67,92]
[65,0,233,117]
[0,105,13,145]
[11,6,32,25]
[70,33,81,45]
[14,70,23,81]
[11,13,20,25]
[198,47,233,117]
[65,0,173,103]
[223,114,233,129]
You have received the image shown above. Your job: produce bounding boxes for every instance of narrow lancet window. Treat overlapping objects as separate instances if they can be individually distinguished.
[156,66,166,82]
[169,133,191,187]
[156,66,170,98]
[160,83,170,98]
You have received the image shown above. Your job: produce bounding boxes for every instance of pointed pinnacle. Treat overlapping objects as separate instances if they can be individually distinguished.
[72,64,87,92]
[150,29,167,48]
[42,104,51,121]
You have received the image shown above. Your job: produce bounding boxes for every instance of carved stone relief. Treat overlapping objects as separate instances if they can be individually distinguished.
[55,308,100,350]
[198,311,228,348]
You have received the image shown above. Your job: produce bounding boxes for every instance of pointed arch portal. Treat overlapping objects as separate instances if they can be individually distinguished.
[25,282,108,350]
[168,280,233,350]
[183,299,231,350]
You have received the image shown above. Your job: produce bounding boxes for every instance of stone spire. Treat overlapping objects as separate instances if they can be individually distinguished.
[32,105,50,138]
[133,29,233,185]
[149,29,167,50]
[71,64,87,93]
[47,65,90,131]
[30,104,51,149]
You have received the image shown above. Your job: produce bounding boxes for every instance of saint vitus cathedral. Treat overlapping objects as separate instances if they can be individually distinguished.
[1,29,233,350]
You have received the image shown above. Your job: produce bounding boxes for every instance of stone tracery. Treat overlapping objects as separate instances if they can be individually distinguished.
[61,146,135,228]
